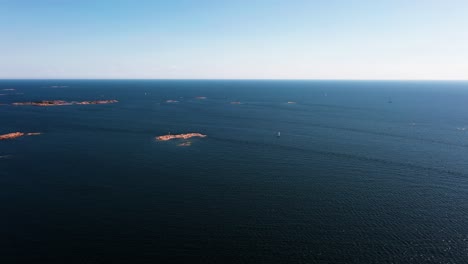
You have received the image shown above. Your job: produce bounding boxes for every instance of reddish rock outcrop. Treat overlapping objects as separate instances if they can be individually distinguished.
[0,132,42,140]
[156,133,207,141]
[0,132,24,140]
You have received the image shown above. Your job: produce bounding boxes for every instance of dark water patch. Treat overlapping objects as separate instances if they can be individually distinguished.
[208,134,467,178]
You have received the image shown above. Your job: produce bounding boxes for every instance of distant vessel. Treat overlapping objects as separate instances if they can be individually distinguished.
[277,131,281,137]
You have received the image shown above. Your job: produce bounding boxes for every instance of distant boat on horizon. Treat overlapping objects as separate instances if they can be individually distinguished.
[277,131,281,137]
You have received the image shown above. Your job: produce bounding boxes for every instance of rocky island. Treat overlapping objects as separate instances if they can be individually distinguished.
[156,133,207,141]
[0,132,42,140]
[12,100,118,106]
[13,100,71,106]
[0,132,25,140]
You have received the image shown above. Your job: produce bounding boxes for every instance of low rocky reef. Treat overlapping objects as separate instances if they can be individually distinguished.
[12,100,118,106]
[75,100,118,105]
[156,133,207,141]
[0,132,42,140]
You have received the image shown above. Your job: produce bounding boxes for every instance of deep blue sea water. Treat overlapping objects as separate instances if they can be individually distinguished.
[2,80,468,263]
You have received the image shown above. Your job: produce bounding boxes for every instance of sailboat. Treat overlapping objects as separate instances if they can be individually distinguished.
[277,131,281,137]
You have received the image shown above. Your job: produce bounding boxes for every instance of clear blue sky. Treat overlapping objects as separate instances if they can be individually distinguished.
[1,0,467,79]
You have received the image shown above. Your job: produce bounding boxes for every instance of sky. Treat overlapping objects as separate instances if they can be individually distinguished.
[1,0,468,80]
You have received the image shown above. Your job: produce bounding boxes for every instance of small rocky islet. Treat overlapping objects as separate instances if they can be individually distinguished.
[0,132,42,140]
[155,133,207,141]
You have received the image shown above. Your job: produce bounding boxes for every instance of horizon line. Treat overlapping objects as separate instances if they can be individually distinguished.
[1,78,468,82]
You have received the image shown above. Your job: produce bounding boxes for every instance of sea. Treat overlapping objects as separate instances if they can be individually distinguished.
[1,80,468,263]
